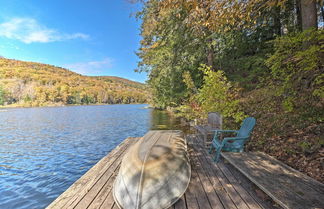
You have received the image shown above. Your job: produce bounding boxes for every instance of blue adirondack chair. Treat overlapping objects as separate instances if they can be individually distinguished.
[209,117,256,162]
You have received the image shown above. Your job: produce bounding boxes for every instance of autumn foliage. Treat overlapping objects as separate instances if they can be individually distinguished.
[0,58,149,107]
[136,0,323,182]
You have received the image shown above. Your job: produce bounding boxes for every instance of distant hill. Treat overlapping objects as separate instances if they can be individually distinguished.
[96,76,147,90]
[0,58,149,107]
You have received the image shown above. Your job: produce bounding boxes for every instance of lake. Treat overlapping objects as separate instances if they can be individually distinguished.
[0,104,182,209]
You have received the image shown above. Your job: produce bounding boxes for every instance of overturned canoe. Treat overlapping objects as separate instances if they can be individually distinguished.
[113,130,191,209]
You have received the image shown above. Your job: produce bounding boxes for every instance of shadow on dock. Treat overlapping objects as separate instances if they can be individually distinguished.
[46,135,280,209]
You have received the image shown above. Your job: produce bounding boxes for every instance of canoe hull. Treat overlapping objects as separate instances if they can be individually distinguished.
[113,130,191,209]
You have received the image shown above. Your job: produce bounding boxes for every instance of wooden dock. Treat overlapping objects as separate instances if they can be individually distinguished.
[47,135,275,209]
[222,152,324,209]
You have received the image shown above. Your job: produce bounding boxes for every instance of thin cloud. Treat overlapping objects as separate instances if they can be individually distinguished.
[63,58,113,75]
[0,17,89,44]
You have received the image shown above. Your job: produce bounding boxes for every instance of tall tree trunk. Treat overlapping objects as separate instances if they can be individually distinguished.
[321,5,324,23]
[207,46,214,69]
[202,0,214,70]
[273,6,282,36]
[300,0,318,30]
[296,0,303,31]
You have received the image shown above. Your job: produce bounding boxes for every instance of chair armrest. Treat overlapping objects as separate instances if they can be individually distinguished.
[214,130,239,135]
[222,136,248,144]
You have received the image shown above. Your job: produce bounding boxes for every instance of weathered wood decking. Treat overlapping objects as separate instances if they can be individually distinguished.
[222,152,324,209]
[47,135,274,209]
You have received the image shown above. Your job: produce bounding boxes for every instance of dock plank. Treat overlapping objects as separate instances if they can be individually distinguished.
[76,162,121,209]
[46,138,136,209]
[46,141,123,208]
[222,152,324,209]
[64,140,134,209]
[47,134,268,209]
[99,188,115,209]
[86,164,120,209]
[74,147,128,209]
[174,194,187,209]
[112,203,119,209]
[193,147,237,209]
[184,179,200,209]
[217,162,263,209]
[191,139,251,209]
[188,142,224,209]
[191,168,213,209]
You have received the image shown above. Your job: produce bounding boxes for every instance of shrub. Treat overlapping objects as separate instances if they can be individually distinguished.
[266,29,324,116]
[176,65,245,122]
[196,65,246,122]
[0,85,5,105]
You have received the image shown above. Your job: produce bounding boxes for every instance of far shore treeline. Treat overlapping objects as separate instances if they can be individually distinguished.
[135,0,323,182]
[0,58,149,107]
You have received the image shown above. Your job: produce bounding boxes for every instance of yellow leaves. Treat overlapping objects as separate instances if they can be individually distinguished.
[0,57,149,106]
[158,0,276,32]
[264,0,289,8]
[203,22,210,27]
[149,41,160,49]
[266,0,278,7]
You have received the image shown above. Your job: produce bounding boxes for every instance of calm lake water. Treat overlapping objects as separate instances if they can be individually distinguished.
[0,104,182,209]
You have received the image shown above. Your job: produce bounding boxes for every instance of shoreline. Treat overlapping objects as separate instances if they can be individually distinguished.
[0,103,149,109]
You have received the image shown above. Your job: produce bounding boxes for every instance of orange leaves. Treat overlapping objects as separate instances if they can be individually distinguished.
[0,58,149,106]
[158,0,287,33]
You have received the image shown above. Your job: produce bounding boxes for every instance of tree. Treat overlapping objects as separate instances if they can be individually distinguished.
[195,65,245,122]
[136,0,208,108]
[133,0,324,183]
[300,0,318,30]
[0,58,149,106]
[0,85,5,105]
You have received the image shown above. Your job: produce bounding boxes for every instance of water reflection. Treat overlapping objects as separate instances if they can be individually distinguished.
[150,109,181,130]
[0,104,185,209]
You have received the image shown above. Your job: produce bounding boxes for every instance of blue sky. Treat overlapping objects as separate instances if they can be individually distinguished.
[0,0,147,82]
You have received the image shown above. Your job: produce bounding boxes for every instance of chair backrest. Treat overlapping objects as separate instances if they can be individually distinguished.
[207,112,222,129]
[237,117,256,137]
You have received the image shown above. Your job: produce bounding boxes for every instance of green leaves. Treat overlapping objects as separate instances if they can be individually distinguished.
[137,0,208,108]
[0,58,149,107]
[266,29,324,98]
[265,29,324,121]
[0,85,5,105]
[196,65,246,122]
[135,0,324,182]
[137,0,323,124]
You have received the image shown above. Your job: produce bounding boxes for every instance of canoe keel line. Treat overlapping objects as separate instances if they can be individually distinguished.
[113,130,191,209]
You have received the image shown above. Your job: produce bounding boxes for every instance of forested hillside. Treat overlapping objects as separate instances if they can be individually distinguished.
[136,0,323,181]
[0,58,149,106]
